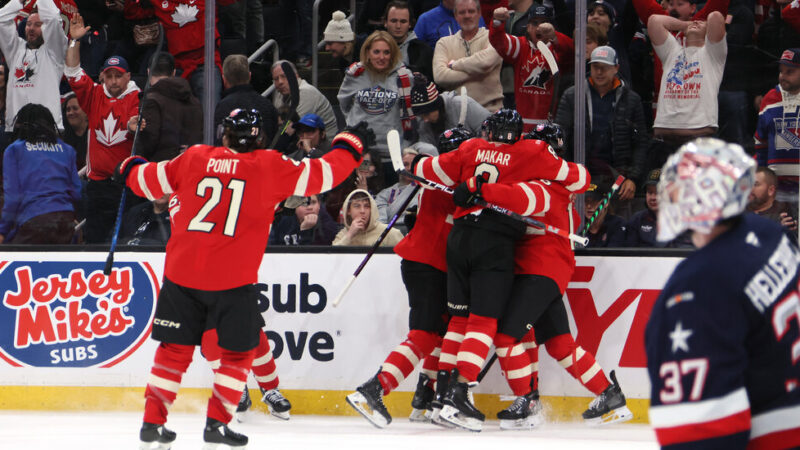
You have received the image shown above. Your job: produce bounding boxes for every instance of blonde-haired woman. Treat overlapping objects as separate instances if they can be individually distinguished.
[337,30,415,185]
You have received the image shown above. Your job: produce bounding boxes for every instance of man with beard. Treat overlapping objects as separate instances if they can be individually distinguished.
[0,0,67,132]
[747,167,798,234]
[384,1,434,82]
[410,74,489,146]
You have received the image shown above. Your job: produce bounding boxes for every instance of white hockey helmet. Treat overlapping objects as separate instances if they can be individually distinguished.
[656,137,756,242]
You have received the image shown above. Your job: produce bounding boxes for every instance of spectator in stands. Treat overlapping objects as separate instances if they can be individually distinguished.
[716,0,754,151]
[337,30,415,182]
[119,0,160,74]
[384,1,434,81]
[0,0,67,133]
[0,104,80,244]
[219,0,264,55]
[214,54,278,144]
[583,179,627,247]
[0,62,9,152]
[325,11,361,74]
[66,15,141,244]
[647,11,727,172]
[581,22,609,80]
[375,147,419,234]
[120,194,171,246]
[325,149,385,222]
[269,194,340,246]
[625,169,661,247]
[134,52,202,162]
[333,189,404,246]
[555,46,648,204]
[358,0,392,37]
[489,4,573,127]
[747,167,799,232]
[433,0,503,112]
[75,0,123,79]
[275,0,312,67]
[587,0,634,83]
[271,60,338,139]
[755,49,800,210]
[60,92,88,169]
[410,74,489,145]
[414,0,485,48]
[284,114,330,161]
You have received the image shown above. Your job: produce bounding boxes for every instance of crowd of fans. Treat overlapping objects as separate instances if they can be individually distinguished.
[0,0,798,248]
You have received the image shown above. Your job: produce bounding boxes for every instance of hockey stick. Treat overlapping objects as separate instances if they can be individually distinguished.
[269,61,300,149]
[476,352,498,382]
[536,40,560,122]
[104,24,165,276]
[457,86,468,127]
[388,131,589,246]
[332,184,422,307]
[579,175,625,237]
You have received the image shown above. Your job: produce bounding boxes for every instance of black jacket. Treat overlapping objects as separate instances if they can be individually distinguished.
[135,77,203,162]
[214,84,279,144]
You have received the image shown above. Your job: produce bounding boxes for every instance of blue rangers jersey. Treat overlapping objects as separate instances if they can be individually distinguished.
[646,214,800,449]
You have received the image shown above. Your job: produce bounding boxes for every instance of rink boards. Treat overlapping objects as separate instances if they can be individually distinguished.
[0,251,682,422]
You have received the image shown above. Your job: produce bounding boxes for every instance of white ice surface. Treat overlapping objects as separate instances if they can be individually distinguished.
[0,410,658,449]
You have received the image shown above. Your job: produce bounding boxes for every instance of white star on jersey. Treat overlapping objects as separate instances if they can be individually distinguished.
[669,321,693,354]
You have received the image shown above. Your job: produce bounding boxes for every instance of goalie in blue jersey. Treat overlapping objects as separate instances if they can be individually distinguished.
[646,137,800,449]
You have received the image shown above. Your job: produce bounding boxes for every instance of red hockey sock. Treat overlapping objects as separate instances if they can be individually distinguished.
[379,330,440,395]
[456,314,497,382]
[494,333,531,396]
[200,329,221,369]
[421,345,441,381]
[251,330,280,391]
[143,343,194,425]
[522,329,540,391]
[545,334,610,395]
[207,347,255,424]
[439,316,467,373]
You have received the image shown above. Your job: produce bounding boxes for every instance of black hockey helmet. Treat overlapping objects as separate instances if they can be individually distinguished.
[437,126,474,154]
[524,122,564,152]
[481,109,523,144]
[223,108,264,152]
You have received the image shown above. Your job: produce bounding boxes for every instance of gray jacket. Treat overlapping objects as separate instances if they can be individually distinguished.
[274,79,339,139]
[417,91,491,146]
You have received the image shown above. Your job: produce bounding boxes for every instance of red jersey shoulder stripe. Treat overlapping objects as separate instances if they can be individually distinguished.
[749,404,800,448]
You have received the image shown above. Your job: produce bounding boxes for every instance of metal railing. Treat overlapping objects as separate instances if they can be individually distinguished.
[311,0,356,87]
[248,39,280,64]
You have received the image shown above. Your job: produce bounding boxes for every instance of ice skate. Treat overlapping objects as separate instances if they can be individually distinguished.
[497,390,543,430]
[261,388,292,420]
[430,370,455,428]
[409,373,434,423]
[235,388,251,422]
[439,370,484,432]
[139,422,176,449]
[582,370,633,426]
[346,370,392,428]
[202,418,248,449]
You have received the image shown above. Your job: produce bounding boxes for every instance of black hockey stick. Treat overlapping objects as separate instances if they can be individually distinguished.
[476,352,498,382]
[387,131,589,246]
[579,175,625,237]
[104,24,165,276]
[332,184,421,307]
[269,61,300,149]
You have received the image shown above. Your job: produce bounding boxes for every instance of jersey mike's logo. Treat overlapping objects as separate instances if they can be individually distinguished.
[0,261,159,368]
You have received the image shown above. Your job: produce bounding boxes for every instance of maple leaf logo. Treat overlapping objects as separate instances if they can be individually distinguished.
[95,112,128,147]
[171,3,199,27]
[14,62,34,82]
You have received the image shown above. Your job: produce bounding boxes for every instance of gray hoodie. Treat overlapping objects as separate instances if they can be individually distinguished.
[332,189,404,246]
[417,91,491,146]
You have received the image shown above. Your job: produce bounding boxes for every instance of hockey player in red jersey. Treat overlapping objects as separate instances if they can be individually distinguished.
[119,109,371,449]
[647,138,800,449]
[345,128,472,429]
[413,109,588,431]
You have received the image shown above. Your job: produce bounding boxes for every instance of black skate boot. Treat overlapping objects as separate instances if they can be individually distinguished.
[439,369,484,432]
[203,418,248,449]
[409,373,434,423]
[261,387,292,420]
[345,370,393,428]
[582,370,633,426]
[430,370,455,428]
[235,388,251,422]
[497,390,543,430]
[139,422,176,450]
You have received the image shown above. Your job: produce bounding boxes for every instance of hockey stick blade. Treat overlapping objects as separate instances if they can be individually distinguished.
[387,129,404,173]
[332,275,356,307]
[458,86,468,127]
[536,40,559,76]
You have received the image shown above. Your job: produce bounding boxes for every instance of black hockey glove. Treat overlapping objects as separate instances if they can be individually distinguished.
[332,121,376,161]
[453,174,487,208]
[403,205,418,231]
[112,155,147,185]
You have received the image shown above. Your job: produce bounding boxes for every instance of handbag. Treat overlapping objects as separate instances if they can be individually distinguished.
[133,20,160,46]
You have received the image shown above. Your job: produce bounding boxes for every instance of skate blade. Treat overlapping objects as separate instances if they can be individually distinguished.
[585,405,634,426]
[235,410,247,423]
[439,405,482,432]
[202,443,247,450]
[499,413,543,430]
[268,407,291,421]
[409,408,431,423]
[430,407,456,428]
[139,441,172,450]
[346,392,389,429]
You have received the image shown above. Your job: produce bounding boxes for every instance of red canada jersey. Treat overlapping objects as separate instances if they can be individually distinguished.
[17,0,76,35]
[126,144,359,291]
[394,188,454,272]
[67,68,139,180]
[488,21,573,130]
[414,137,588,220]
[480,175,590,292]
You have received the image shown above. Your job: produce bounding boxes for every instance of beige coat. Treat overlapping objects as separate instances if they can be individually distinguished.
[332,189,404,247]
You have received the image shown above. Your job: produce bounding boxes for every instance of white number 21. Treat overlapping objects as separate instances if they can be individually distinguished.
[187,177,245,237]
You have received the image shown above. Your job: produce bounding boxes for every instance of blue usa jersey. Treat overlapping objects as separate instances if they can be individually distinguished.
[646,214,800,449]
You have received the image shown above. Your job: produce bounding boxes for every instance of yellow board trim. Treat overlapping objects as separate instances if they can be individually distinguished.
[0,386,649,423]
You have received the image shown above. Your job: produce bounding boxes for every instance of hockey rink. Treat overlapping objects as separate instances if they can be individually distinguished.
[0,410,658,449]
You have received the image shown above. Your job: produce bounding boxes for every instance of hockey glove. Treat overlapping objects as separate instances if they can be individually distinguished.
[403,205,418,231]
[112,156,147,185]
[332,121,375,161]
[453,175,487,208]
